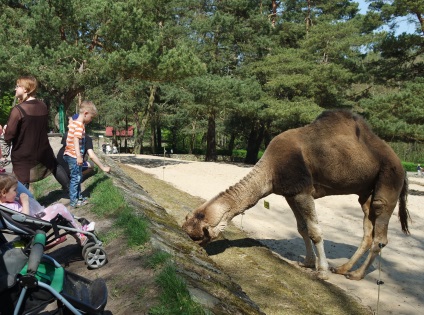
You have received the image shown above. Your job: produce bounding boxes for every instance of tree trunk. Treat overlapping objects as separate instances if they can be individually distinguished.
[133,108,144,154]
[205,111,217,161]
[150,121,156,154]
[189,120,197,154]
[135,84,157,154]
[156,123,162,151]
[244,123,265,164]
[228,132,235,157]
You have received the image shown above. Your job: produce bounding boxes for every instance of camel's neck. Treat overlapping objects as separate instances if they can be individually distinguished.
[212,160,273,221]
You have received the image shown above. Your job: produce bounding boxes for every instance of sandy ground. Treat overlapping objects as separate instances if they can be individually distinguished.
[122,154,424,315]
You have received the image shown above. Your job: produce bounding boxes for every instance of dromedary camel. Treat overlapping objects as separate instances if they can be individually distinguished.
[182,110,410,280]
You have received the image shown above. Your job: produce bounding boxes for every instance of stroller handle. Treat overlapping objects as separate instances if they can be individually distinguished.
[27,230,46,274]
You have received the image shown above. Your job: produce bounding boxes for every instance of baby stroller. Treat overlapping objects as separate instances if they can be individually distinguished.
[0,205,108,269]
[0,228,108,315]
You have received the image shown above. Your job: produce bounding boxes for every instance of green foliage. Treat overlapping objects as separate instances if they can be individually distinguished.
[1,0,423,156]
[0,93,15,124]
[231,149,246,159]
[360,79,424,141]
[389,141,424,163]
[149,263,206,315]
[402,161,419,172]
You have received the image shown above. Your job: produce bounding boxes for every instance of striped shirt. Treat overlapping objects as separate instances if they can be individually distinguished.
[64,120,85,158]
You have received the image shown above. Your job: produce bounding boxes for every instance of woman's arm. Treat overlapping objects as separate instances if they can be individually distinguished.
[4,107,21,143]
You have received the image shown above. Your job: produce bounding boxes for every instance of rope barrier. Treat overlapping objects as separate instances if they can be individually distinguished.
[375,243,386,315]
[240,212,244,230]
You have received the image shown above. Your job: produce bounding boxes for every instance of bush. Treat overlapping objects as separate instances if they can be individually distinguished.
[402,161,419,172]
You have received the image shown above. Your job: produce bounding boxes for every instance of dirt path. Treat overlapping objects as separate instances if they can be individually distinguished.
[117,154,424,315]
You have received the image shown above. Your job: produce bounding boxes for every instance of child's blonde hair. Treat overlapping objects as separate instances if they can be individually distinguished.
[79,101,98,117]
[0,174,18,195]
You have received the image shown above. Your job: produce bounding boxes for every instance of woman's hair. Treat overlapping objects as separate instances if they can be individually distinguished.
[16,75,38,102]
[0,174,18,195]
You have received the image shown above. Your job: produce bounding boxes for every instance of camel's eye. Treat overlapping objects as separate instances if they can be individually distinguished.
[195,212,205,220]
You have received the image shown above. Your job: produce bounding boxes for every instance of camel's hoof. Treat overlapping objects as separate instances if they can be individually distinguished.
[344,272,363,281]
[330,266,348,275]
[299,261,315,269]
[317,270,329,280]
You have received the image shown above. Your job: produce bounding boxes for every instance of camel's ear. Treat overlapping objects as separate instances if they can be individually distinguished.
[194,212,206,221]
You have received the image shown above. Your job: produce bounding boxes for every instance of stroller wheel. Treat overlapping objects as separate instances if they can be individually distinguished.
[84,245,108,269]
[82,241,95,257]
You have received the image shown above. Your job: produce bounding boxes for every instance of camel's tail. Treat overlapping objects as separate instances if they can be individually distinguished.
[398,173,410,234]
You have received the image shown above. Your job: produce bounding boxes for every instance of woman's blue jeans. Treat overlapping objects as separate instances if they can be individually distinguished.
[63,155,82,206]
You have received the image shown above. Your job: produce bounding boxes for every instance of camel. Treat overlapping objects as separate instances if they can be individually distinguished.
[182,110,410,280]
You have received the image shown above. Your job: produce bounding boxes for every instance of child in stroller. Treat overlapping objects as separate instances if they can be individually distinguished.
[0,174,93,246]
[0,174,107,269]
[0,228,108,314]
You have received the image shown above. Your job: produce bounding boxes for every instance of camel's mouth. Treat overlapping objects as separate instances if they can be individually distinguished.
[188,226,212,246]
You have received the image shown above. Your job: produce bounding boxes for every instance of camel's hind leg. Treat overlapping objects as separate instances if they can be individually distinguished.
[331,195,373,276]
[286,194,329,279]
[345,191,399,280]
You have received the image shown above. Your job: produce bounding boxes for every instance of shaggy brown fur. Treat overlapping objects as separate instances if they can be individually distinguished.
[182,110,410,280]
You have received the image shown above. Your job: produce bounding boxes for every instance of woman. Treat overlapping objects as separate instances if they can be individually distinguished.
[4,76,68,188]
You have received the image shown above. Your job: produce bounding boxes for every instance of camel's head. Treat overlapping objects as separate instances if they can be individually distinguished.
[182,201,229,246]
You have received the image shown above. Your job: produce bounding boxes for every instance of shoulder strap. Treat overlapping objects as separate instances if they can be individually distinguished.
[15,104,27,118]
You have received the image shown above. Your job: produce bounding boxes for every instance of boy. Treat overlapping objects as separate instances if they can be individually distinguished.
[63,101,98,207]
[57,114,111,189]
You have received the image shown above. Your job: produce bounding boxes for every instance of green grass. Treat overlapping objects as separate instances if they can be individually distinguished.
[32,171,205,314]
[88,173,129,217]
[149,263,207,315]
[146,251,172,270]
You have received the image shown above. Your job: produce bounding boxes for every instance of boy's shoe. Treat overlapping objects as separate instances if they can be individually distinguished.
[71,198,89,208]
[70,202,78,208]
[77,197,89,206]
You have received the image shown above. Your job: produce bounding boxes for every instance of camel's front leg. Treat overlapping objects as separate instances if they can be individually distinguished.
[287,198,316,268]
[331,196,373,277]
[286,194,329,280]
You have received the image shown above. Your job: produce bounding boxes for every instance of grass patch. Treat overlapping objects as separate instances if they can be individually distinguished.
[32,176,61,198]
[114,207,150,247]
[149,263,206,315]
[88,173,128,217]
[146,251,172,269]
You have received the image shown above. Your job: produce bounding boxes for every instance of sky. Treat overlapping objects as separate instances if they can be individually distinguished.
[357,0,416,35]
